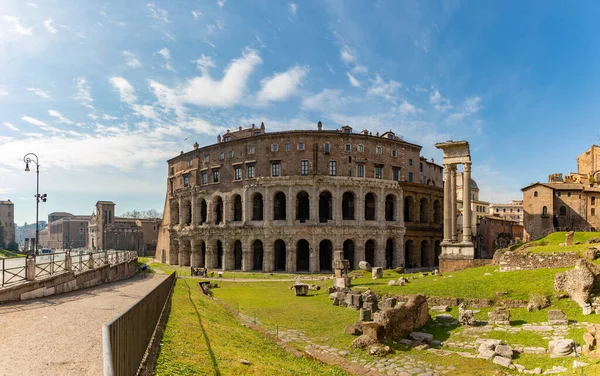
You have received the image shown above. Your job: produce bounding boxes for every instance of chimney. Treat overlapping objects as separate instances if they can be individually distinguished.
[239,126,242,131]
[251,123,255,129]
[217,135,222,143]
[317,121,322,131]
[193,142,199,150]
[260,122,265,130]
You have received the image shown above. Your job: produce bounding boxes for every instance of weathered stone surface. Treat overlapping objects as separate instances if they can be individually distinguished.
[430,305,449,312]
[548,339,574,357]
[547,309,568,325]
[527,294,550,312]
[554,259,597,308]
[573,360,589,368]
[307,284,320,291]
[458,309,476,326]
[344,323,362,335]
[494,344,513,359]
[488,306,510,325]
[374,294,430,340]
[293,283,308,296]
[360,308,372,322]
[435,314,455,323]
[477,349,495,360]
[583,304,593,315]
[362,322,384,341]
[478,342,496,353]
[361,290,378,304]
[333,277,351,289]
[492,355,512,368]
[368,344,390,356]
[587,238,600,244]
[388,280,401,286]
[583,332,595,347]
[543,366,568,374]
[345,292,362,310]
[410,332,433,343]
[350,334,378,349]
[358,261,372,271]
[378,297,397,310]
[363,301,378,314]
[565,231,574,246]
[371,267,383,279]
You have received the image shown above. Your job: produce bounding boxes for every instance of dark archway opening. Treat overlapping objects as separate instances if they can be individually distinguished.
[433,200,441,224]
[385,238,394,269]
[183,201,192,226]
[252,240,263,271]
[274,240,286,271]
[319,191,333,223]
[343,240,355,270]
[404,196,414,222]
[233,195,242,222]
[365,193,376,221]
[385,195,395,221]
[434,240,441,267]
[296,240,310,272]
[274,192,287,220]
[319,240,333,271]
[214,197,223,224]
[365,240,375,266]
[420,198,429,223]
[342,192,355,220]
[200,241,206,267]
[296,191,310,221]
[421,240,429,267]
[200,199,207,224]
[234,240,242,270]
[216,240,223,269]
[405,240,415,268]
[252,193,264,221]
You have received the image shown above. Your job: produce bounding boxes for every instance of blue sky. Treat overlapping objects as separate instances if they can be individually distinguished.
[1,0,599,225]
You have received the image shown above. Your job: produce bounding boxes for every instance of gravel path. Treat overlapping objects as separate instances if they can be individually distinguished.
[0,274,166,376]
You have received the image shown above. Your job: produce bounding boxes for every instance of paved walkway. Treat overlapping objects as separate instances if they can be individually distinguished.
[0,274,166,376]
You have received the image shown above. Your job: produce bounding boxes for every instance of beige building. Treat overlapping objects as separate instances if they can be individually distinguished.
[44,213,91,249]
[488,200,523,225]
[0,200,16,245]
[455,172,489,245]
[156,122,444,272]
[523,145,600,240]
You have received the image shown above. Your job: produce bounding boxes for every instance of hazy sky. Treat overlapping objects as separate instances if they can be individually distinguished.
[2,0,600,225]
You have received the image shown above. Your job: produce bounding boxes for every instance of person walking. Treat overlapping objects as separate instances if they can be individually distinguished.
[141,263,148,279]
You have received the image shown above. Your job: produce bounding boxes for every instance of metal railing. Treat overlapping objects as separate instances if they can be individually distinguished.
[103,272,177,376]
[35,252,68,278]
[1,257,27,287]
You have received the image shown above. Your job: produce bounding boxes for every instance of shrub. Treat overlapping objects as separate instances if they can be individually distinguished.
[6,241,19,252]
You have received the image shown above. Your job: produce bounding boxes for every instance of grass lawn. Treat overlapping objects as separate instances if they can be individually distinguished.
[0,249,25,258]
[154,278,348,376]
[148,261,331,279]
[520,232,600,255]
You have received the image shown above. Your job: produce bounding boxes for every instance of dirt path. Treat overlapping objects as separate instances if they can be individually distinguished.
[0,274,166,376]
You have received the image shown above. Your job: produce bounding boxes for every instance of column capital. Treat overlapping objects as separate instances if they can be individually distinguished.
[463,162,472,172]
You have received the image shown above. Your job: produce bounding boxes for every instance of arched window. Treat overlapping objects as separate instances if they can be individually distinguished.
[385,195,395,221]
[199,198,207,224]
[252,193,264,221]
[342,192,355,220]
[273,192,287,220]
[171,202,180,225]
[365,193,376,220]
[419,198,428,223]
[433,200,441,224]
[542,206,548,215]
[296,191,310,221]
[534,191,538,197]
[559,206,566,216]
[213,196,223,224]
[319,191,333,222]
[232,195,242,222]
[404,196,414,222]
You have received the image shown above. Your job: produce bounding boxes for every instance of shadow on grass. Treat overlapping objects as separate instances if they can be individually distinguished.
[184,279,221,376]
[511,320,527,326]
[422,321,461,342]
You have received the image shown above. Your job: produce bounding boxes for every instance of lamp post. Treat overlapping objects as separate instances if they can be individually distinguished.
[23,153,47,256]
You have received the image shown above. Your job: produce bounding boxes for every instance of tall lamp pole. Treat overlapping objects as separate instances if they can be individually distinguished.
[23,153,47,256]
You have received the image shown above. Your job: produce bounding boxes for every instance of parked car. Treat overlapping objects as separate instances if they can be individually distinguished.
[39,248,53,255]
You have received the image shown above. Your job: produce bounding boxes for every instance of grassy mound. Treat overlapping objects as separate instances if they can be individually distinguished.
[517,232,600,255]
[0,249,25,258]
[154,279,347,376]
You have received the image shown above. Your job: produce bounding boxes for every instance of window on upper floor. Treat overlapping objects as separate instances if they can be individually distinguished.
[272,162,280,177]
[409,159,413,166]
[344,128,351,135]
[593,197,596,205]
[248,145,255,154]
[329,161,337,176]
[375,165,383,179]
[420,162,423,172]
[212,169,220,183]
[228,150,234,158]
[358,144,364,152]
[285,143,291,151]
[298,142,305,150]
[376,146,382,154]
[224,136,231,142]
[219,152,224,160]
[357,164,365,177]
[189,160,193,167]
[201,173,208,185]
[301,160,309,176]
[170,167,174,175]
[204,155,209,162]
[324,143,331,153]
[234,167,242,180]
[183,174,190,187]
[248,165,255,178]
[534,191,538,197]
[408,172,414,182]
[393,167,400,181]
[568,192,571,197]
[391,149,397,157]
[272,144,279,152]
[345,144,351,152]
[254,131,261,136]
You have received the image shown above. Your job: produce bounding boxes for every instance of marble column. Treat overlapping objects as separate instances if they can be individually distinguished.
[442,164,452,242]
[462,162,473,243]
[450,165,457,242]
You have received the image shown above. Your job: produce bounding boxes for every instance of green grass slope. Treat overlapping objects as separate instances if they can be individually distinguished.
[521,232,600,255]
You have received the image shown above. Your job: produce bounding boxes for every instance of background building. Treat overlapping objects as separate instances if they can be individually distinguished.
[156,122,444,272]
[454,172,489,254]
[523,145,600,240]
[488,200,524,225]
[479,215,523,258]
[0,200,16,246]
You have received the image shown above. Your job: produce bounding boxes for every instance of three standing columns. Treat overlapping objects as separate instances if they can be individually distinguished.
[442,162,472,245]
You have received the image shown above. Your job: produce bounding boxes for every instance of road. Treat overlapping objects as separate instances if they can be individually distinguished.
[0,273,166,376]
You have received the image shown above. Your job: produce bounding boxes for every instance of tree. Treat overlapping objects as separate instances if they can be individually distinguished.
[6,241,18,252]
[120,209,162,219]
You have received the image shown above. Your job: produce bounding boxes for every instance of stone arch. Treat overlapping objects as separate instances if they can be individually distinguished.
[433,200,441,224]
[169,239,179,264]
[296,239,310,272]
[385,238,394,269]
[385,194,396,221]
[434,240,441,267]
[342,191,355,220]
[216,240,224,269]
[542,206,548,215]
[404,196,414,222]
[319,239,333,271]
[296,191,310,221]
[343,239,355,270]
[274,239,286,271]
[232,194,243,222]
[252,192,264,221]
[365,239,375,266]
[213,196,223,224]
[233,240,242,270]
[405,240,419,268]
[171,201,180,225]
[273,191,287,220]
[421,240,430,267]
[198,198,207,224]
[319,191,333,223]
[419,198,429,223]
[365,192,376,221]
[182,200,192,226]
[252,240,264,271]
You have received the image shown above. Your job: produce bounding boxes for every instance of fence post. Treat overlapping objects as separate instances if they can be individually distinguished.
[26,257,36,281]
[90,252,95,270]
[66,253,72,272]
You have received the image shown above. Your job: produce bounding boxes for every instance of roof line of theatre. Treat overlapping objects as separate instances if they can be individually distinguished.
[168,128,424,163]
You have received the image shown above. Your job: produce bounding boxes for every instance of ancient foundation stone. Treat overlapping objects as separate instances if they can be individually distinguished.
[548,309,568,325]
[350,335,377,349]
[459,309,476,326]
[488,306,510,325]
[431,305,449,312]
[549,339,575,357]
[362,322,384,341]
[378,297,397,310]
[435,314,455,323]
[360,308,372,322]
[374,294,430,340]
[371,267,383,279]
[565,231,574,246]
[554,259,597,308]
[358,261,372,271]
[293,283,308,296]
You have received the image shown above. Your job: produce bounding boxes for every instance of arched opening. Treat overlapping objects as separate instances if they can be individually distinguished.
[365,240,375,266]
[182,200,192,226]
[385,195,395,221]
[296,191,310,221]
[385,238,394,269]
[233,240,242,270]
[433,200,441,224]
[404,196,414,222]
[343,240,355,270]
[199,198,207,224]
[214,196,223,224]
[179,241,191,266]
[365,193,376,221]
[405,240,417,268]
[252,193,264,221]
[559,206,566,216]
[273,192,287,220]
[274,240,286,271]
[319,240,333,271]
[171,202,180,225]
[216,240,223,269]
[434,240,441,267]
[169,240,179,264]
[534,191,538,197]
[192,240,202,267]
[342,192,355,220]
[542,206,548,215]
[232,194,242,222]
[252,240,264,271]
[296,239,310,272]
[319,191,333,223]
[420,198,429,223]
[199,241,206,267]
[421,240,430,267]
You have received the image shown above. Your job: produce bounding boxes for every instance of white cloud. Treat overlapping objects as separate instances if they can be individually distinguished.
[346,72,360,87]
[3,16,33,35]
[193,54,215,72]
[257,65,308,102]
[191,11,203,20]
[122,51,141,68]
[429,89,453,111]
[102,114,118,121]
[340,45,356,65]
[3,122,18,131]
[301,89,347,112]
[146,3,170,23]
[43,19,57,34]
[367,75,401,99]
[109,77,137,104]
[447,96,482,123]
[217,0,226,7]
[0,87,8,96]
[352,65,368,74]
[399,101,417,115]
[74,77,94,109]
[132,104,158,119]
[48,110,73,124]
[207,21,224,34]
[26,88,51,100]
[88,114,98,120]
[289,3,297,17]
[21,116,65,134]
[326,63,335,74]
[155,47,175,72]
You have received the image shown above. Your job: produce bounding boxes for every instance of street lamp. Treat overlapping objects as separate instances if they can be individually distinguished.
[23,153,47,256]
